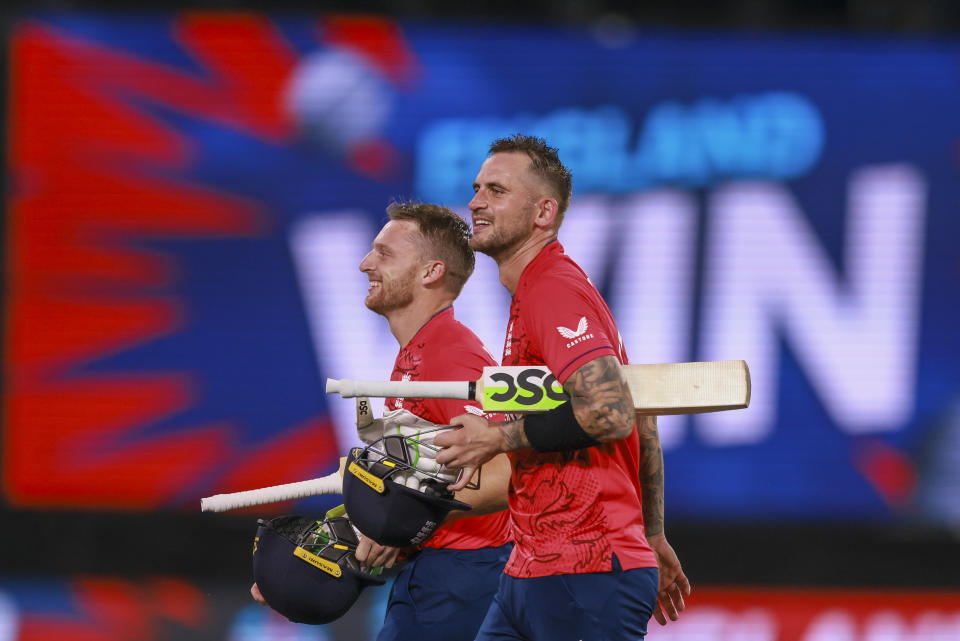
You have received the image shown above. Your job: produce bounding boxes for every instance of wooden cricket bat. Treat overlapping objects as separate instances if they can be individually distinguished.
[326,360,750,415]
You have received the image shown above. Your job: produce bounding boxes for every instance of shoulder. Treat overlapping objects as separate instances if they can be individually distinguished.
[519,261,598,315]
[522,248,593,292]
[419,321,496,380]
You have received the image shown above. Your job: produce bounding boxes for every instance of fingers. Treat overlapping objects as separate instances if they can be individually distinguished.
[432,428,458,449]
[250,583,266,605]
[433,423,474,467]
[355,537,373,565]
[677,572,692,597]
[433,434,463,467]
[369,544,399,569]
[432,414,497,489]
[647,532,690,625]
[434,447,453,466]
[375,546,400,569]
[448,414,470,428]
[658,586,685,621]
[355,537,399,570]
[652,604,667,626]
[654,576,689,624]
[446,464,477,492]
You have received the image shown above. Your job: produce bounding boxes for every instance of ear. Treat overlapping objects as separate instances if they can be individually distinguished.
[533,197,559,230]
[421,260,446,286]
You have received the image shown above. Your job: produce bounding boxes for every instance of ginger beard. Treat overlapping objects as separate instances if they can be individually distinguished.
[365,261,419,315]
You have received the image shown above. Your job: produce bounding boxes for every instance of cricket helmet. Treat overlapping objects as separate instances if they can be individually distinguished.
[342,434,472,547]
[252,507,385,625]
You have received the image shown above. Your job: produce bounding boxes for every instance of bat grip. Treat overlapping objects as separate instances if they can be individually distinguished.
[200,472,342,513]
[326,378,470,400]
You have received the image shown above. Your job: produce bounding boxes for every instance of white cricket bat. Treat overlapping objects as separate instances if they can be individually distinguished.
[326,360,750,415]
[200,458,347,513]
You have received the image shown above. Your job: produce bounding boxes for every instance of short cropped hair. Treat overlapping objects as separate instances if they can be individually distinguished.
[386,202,475,297]
[489,134,573,223]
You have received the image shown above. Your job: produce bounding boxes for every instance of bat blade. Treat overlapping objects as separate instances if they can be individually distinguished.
[625,360,751,415]
[327,360,750,415]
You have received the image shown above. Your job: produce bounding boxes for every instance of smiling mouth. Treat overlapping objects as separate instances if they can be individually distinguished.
[473,219,492,230]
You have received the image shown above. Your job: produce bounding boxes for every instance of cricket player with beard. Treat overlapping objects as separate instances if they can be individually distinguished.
[350,202,513,641]
[251,202,511,640]
[435,135,690,641]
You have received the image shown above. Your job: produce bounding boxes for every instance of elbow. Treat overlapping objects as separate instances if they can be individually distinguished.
[578,405,634,442]
[606,401,637,442]
[608,416,634,442]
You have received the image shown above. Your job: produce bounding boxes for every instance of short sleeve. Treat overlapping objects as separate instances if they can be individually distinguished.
[523,276,618,384]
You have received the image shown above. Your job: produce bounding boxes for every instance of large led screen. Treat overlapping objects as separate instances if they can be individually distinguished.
[4,12,960,522]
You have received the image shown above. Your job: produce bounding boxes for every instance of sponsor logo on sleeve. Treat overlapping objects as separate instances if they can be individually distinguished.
[557,316,594,348]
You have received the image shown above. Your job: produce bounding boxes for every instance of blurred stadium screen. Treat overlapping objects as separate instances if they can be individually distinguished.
[6,10,959,523]
[3,10,959,641]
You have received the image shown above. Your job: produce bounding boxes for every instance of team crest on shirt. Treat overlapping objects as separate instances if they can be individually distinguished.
[557,316,594,348]
[394,372,412,409]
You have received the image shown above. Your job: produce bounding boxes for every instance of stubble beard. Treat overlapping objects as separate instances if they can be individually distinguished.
[364,265,417,315]
[470,219,528,260]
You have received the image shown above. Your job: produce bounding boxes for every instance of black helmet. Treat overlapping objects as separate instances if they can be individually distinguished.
[342,434,472,547]
[252,506,385,624]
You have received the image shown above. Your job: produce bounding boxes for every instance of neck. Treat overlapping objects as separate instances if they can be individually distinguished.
[384,295,454,347]
[492,231,556,295]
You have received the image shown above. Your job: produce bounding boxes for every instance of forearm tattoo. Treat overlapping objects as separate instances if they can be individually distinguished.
[499,419,531,451]
[563,355,636,442]
[636,414,665,536]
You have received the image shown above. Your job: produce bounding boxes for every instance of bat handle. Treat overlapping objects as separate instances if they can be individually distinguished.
[325,378,470,401]
[326,378,374,398]
[326,377,353,396]
[200,472,342,513]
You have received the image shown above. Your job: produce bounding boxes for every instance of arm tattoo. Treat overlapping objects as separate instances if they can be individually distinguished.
[563,355,635,442]
[499,419,530,451]
[636,414,665,536]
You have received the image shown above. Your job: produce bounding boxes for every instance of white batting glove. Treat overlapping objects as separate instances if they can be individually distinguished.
[378,409,459,484]
[355,397,383,445]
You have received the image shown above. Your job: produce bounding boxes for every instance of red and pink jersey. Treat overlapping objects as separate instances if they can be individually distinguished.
[501,241,657,578]
[385,306,511,551]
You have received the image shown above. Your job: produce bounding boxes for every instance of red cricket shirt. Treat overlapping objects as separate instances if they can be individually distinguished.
[385,306,511,550]
[500,241,657,577]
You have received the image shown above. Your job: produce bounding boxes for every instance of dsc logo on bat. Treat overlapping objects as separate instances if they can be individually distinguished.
[482,367,570,411]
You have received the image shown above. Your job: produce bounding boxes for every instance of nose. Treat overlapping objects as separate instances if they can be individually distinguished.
[468,190,485,213]
[358,250,374,273]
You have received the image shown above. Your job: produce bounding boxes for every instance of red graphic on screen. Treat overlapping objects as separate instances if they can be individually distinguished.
[1,14,426,509]
[14,577,206,641]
